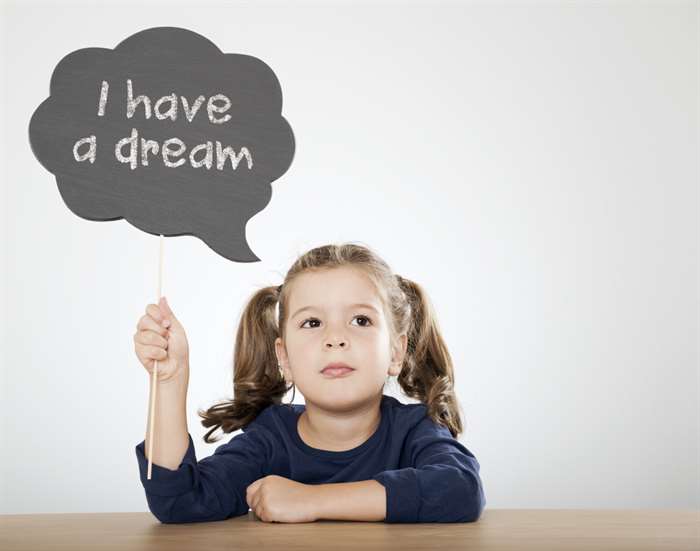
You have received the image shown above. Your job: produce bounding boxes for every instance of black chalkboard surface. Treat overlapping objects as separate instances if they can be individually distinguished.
[29,26,295,262]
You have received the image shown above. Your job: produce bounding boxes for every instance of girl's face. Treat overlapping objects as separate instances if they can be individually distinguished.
[275,266,406,409]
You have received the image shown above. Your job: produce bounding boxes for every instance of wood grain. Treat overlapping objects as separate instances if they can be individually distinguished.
[1,509,698,550]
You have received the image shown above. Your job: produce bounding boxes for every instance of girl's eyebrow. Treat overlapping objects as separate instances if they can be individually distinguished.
[291,303,380,319]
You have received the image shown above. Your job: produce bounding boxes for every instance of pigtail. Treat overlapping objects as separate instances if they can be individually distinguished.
[197,284,292,443]
[396,276,464,437]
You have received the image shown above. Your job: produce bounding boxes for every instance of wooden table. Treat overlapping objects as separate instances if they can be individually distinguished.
[1,509,698,550]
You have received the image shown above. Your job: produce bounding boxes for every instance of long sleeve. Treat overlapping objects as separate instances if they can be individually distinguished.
[371,417,485,523]
[135,427,273,524]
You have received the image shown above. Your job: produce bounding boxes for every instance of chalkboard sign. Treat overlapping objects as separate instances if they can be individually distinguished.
[28,26,295,262]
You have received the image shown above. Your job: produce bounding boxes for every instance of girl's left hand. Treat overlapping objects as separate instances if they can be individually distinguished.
[246,475,320,523]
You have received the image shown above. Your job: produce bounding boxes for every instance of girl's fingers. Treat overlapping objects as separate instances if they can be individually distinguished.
[141,344,167,361]
[134,330,168,349]
[145,304,165,324]
[137,313,168,337]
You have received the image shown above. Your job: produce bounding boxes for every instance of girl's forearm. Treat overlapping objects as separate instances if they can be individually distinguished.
[144,366,190,471]
[313,480,386,521]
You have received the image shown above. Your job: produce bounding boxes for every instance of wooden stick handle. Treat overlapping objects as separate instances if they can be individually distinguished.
[147,234,164,480]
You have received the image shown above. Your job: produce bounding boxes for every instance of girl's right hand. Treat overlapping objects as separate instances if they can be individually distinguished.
[133,296,190,382]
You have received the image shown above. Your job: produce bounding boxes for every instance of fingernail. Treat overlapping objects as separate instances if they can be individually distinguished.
[162,319,170,327]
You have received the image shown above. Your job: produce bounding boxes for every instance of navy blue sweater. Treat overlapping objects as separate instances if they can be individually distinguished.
[135,394,485,524]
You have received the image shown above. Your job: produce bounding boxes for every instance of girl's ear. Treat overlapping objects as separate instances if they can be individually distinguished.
[275,337,292,379]
[389,333,408,375]
[274,336,284,362]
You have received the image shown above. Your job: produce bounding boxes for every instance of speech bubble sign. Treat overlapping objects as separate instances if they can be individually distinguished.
[28,26,295,262]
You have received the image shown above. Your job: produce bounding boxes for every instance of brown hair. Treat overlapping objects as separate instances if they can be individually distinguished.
[197,242,465,442]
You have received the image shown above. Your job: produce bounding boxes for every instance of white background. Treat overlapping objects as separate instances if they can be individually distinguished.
[1,0,698,513]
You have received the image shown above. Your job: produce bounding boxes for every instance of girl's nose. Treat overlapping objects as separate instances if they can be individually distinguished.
[325,340,346,347]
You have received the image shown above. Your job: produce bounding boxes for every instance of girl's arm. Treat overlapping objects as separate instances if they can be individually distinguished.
[135,421,274,524]
[312,479,387,521]
[143,367,190,470]
[370,417,486,523]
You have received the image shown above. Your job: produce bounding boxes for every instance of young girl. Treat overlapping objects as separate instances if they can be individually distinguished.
[134,242,485,524]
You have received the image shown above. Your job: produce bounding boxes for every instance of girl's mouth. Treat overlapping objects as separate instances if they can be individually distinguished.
[321,367,355,378]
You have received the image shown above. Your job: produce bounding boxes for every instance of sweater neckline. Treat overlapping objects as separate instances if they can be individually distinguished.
[285,395,389,460]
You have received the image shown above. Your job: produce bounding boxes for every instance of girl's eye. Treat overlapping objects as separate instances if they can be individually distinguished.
[300,315,373,329]
[352,315,373,327]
